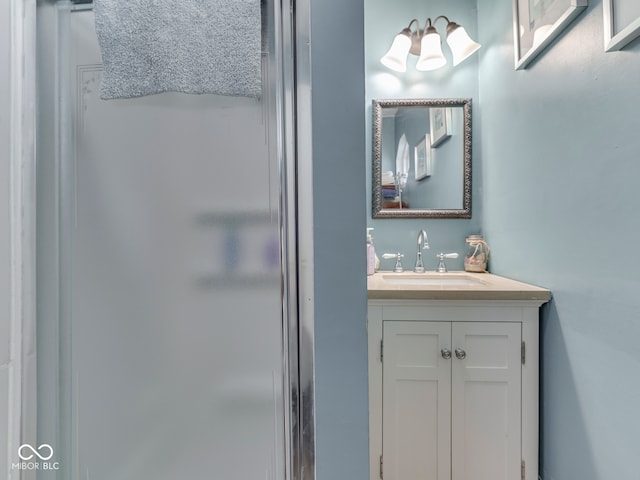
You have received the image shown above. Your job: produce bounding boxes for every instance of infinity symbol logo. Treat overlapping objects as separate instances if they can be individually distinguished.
[18,444,54,461]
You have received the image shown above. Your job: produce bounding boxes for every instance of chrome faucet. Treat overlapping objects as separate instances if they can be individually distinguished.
[436,252,459,273]
[414,229,430,273]
[382,253,405,273]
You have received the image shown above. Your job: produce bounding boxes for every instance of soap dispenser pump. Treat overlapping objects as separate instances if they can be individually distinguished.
[367,228,377,275]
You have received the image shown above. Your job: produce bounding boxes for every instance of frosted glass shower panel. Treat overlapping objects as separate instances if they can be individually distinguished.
[67,11,284,479]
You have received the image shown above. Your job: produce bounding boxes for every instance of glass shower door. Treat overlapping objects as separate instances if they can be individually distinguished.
[39,4,288,478]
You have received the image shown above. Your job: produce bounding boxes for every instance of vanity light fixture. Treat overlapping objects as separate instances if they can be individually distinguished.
[380,16,481,73]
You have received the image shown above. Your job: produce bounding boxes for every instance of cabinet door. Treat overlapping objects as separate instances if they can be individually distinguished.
[383,321,451,480]
[451,322,522,480]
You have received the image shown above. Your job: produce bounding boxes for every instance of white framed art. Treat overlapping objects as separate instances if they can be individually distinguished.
[603,0,640,51]
[429,108,450,148]
[513,0,588,69]
[414,134,431,180]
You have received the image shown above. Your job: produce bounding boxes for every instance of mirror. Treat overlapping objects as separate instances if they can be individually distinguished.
[372,98,472,218]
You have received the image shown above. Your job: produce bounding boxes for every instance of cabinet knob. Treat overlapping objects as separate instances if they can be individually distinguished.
[455,348,466,360]
[441,349,452,360]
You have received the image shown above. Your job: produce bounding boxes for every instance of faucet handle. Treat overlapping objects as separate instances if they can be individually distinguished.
[382,253,405,273]
[436,252,459,273]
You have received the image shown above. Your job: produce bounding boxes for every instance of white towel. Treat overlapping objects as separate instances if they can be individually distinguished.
[381,171,396,185]
[94,0,262,99]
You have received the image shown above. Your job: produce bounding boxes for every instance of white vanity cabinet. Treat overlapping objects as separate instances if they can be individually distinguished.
[368,295,548,480]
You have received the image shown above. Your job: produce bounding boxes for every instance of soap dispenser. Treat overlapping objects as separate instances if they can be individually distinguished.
[367,228,378,275]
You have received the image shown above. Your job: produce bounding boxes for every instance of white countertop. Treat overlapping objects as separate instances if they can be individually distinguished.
[367,271,551,301]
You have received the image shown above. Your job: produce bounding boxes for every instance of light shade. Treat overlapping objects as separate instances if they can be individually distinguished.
[446,24,481,66]
[380,32,412,72]
[416,27,447,71]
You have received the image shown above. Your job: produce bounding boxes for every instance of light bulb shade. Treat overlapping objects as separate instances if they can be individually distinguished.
[416,31,447,71]
[380,33,412,72]
[446,25,481,66]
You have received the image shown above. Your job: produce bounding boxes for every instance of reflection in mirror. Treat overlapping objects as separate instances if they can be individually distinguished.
[372,98,471,218]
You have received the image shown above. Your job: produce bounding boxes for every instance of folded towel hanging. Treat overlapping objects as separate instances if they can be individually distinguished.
[381,171,396,185]
[94,0,262,99]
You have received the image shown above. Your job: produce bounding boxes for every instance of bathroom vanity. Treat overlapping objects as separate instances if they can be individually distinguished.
[367,272,550,480]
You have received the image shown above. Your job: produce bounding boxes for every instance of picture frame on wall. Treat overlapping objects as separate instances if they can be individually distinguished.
[603,0,640,51]
[429,108,450,148]
[414,134,431,181]
[512,0,588,70]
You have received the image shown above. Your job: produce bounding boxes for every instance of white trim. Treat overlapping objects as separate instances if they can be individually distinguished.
[8,0,37,478]
[8,0,24,475]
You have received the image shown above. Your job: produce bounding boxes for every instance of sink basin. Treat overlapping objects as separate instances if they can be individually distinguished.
[368,271,551,301]
[380,273,486,287]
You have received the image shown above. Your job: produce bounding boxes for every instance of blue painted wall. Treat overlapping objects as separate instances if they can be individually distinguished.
[478,0,640,478]
[365,0,482,272]
[310,0,369,478]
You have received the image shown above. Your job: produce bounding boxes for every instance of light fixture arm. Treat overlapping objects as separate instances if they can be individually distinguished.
[421,18,439,38]
[406,18,420,31]
[422,18,436,32]
[398,18,422,56]
[432,15,451,26]
[427,16,463,38]
[433,16,464,38]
